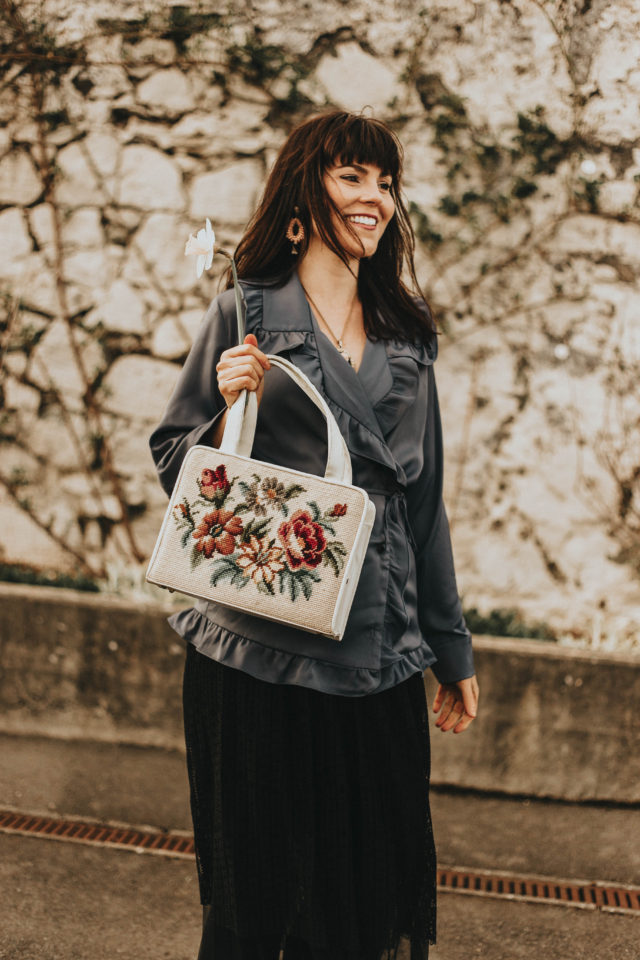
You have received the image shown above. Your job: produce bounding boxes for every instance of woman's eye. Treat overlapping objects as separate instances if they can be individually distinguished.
[338,173,392,191]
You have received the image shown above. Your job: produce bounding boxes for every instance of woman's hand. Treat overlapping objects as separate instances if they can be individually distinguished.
[216,334,271,409]
[433,675,479,734]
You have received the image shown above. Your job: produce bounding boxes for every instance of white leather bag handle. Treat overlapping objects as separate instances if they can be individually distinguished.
[219,354,352,485]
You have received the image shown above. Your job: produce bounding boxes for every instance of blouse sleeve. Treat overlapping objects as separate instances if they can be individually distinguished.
[149,296,233,496]
[406,364,475,685]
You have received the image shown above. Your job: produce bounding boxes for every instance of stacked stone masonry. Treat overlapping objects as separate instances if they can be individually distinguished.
[1,0,639,649]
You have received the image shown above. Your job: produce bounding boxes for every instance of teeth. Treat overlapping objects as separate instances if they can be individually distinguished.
[348,215,377,226]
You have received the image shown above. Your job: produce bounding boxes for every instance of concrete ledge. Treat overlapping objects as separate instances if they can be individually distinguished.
[0,583,185,749]
[1,584,639,801]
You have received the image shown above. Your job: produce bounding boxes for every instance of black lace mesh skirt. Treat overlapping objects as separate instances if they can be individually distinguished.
[183,644,437,960]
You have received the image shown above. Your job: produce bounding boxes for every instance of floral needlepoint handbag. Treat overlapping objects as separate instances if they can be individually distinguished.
[146,355,375,640]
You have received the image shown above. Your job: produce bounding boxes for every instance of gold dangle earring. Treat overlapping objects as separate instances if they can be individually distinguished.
[285,207,304,255]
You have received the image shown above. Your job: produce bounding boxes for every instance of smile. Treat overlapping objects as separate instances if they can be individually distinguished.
[347,215,378,228]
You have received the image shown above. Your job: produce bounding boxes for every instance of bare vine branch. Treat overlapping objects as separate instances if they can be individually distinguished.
[2,0,145,565]
[0,470,104,579]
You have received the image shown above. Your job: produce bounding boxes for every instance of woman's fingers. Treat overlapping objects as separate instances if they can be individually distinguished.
[460,675,479,720]
[439,700,466,733]
[451,710,475,734]
[218,365,262,407]
[219,362,262,389]
[435,694,460,730]
[432,683,445,713]
[217,355,268,381]
[433,676,479,734]
[218,336,271,370]
[242,332,270,363]
[217,335,270,406]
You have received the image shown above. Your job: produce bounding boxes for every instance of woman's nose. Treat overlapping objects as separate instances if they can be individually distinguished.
[359,180,385,204]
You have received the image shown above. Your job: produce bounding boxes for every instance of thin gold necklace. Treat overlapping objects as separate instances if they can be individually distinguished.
[301,284,358,368]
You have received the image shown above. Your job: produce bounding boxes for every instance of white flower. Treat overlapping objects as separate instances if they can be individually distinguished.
[184,218,215,278]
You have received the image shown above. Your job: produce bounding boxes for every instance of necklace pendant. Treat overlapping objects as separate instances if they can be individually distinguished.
[337,341,354,367]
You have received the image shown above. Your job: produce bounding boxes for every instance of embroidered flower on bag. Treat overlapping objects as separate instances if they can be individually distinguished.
[243,477,287,515]
[261,477,287,505]
[184,218,215,278]
[236,535,285,588]
[239,475,306,517]
[242,478,269,516]
[277,509,327,570]
[198,466,230,500]
[192,509,243,557]
[330,503,348,517]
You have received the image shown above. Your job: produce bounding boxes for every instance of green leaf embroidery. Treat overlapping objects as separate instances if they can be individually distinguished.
[242,516,272,542]
[209,557,248,589]
[307,501,321,522]
[328,540,347,556]
[256,579,275,596]
[298,570,318,600]
[181,527,194,548]
[318,519,337,535]
[322,548,342,577]
[278,567,321,601]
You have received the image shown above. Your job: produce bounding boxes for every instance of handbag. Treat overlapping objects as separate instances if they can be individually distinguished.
[146,355,376,640]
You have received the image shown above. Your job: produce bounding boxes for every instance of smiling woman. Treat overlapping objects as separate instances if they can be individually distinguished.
[150,110,478,960]
[322,161,395,261]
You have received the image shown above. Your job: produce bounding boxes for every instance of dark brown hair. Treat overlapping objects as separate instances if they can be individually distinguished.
[225,110,435,343]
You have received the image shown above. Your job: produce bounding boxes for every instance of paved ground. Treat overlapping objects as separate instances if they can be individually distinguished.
[1,734,639,959]
[1,833,639,960]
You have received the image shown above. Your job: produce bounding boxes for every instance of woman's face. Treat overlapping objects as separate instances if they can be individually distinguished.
[320,161,396,259]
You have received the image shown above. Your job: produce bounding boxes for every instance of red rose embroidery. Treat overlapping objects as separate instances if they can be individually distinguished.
[199,466,230,500]
[193,509,243,558]
[330,503,347,517]
[278,510,327,569]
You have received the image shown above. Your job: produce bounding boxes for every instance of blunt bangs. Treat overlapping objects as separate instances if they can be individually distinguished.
[319,114,403,182]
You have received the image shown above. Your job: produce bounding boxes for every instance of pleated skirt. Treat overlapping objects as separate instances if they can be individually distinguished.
[182,644,437,960]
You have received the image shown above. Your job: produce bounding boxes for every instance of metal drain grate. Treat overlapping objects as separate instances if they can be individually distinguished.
[437,866,640,916]
[0,809,194,859]
[2,809,639,915]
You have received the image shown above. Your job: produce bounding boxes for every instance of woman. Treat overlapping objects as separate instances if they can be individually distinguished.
[150,110,479,960]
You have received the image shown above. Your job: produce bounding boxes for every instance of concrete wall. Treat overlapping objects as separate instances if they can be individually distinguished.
[1,584,638,802]
[0,583,185,748]
[1,1,640,650]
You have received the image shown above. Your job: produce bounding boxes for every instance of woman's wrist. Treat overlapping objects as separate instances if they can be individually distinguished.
[211,408,229,447]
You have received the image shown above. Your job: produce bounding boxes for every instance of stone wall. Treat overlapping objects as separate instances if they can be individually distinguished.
[1,0,639,647]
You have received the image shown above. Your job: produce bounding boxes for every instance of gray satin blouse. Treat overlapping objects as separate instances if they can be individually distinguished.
[149,271,474,696]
